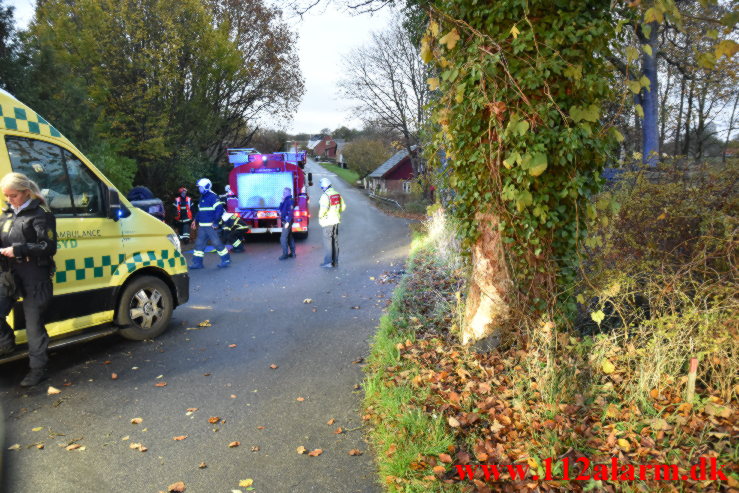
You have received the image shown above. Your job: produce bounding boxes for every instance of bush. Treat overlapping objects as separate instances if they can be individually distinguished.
[580,159,738,403]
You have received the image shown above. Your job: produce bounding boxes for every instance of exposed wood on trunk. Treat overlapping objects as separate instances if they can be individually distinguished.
[461,213,511,346]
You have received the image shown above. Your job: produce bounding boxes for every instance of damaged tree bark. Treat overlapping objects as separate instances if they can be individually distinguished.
[461,213,511,347]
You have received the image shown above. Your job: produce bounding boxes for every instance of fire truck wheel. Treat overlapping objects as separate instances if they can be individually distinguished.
[117,276,174,340]
[294,230,309,240]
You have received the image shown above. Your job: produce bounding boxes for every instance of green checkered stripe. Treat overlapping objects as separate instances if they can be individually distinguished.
[0,103,62,138]
[55,250,186,284]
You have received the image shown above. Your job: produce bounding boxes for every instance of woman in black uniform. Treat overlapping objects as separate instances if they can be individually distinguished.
[0,172,57,387]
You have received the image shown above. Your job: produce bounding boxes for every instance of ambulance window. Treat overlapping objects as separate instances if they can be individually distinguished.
[4,136,76,216]
[63,151,104,216]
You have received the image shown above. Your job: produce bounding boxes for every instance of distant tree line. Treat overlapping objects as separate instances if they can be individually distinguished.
[0,0,304,196]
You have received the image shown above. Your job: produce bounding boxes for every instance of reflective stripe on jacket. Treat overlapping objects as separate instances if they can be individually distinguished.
[174,195,193,221]
[195,191,223,227]
[318,186,345,227]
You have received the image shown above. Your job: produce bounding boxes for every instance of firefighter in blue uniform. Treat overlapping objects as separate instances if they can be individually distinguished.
[220,212,248,253]
[189,178,230,269]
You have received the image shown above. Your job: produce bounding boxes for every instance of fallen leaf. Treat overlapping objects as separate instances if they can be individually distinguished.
[303,298,313,304]
[308,448,323,457]
[257,426,265,430]
[186,408,198,413]
[111,373,118,380]
[103,361,111,365]
[7,444,20,451]
[601,359,616,374]
[168,481,186,492]
[351,358,364,364]
[334,427,343,434]
[173,435,188,441]
[230,394,237,399]
[348,449,362,456]
[203,373,211,376]
[130,442,147,452]
[228,441,240,448]
[122,436,130,441]
[208,417,221,424]
[705,402,732,418]
[327,418,335,425]
[198,320,211,327]
[617,438,631,452]
[251,445,260,452]
[36,444,44,449]
[433,465,446,476]
[47,386,61,395]
[296,446,307,454]
[32,427,43,432]
[448,416,460,428]
[131,418,143,425]
[269,364,278,369]
[66,443,81,451]
[198,462,207,469]
[296,397,305,402]
[228,344,237,348]
[439,453,453,463]
[489,419,504,434]
[239,479,254,488]
[351,306,360,310]
[154,382,167,387]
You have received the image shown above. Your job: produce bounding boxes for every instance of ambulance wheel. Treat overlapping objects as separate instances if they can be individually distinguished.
[117,276,174,340]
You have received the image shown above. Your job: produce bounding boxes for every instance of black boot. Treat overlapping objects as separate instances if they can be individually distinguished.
[20,368,47,387]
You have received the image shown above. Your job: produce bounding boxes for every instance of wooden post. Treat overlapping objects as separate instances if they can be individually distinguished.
[686,357,698,402]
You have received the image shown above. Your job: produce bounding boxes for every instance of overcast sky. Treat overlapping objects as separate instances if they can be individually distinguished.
[5,0,392,135]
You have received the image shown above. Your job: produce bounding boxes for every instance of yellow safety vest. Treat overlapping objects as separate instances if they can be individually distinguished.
[318,187,346,227]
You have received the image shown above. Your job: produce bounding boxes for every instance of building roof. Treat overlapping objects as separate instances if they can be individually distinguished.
[369,146,417,178]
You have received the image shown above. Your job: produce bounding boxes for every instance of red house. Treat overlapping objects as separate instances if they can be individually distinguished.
[366,146,416,194]
[311,136,339,160]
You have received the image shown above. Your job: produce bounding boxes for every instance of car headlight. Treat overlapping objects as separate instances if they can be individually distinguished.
[167,233,181,253]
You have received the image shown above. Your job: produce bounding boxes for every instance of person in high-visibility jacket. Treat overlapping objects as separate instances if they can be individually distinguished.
[189,178,230,269]
[173,187,194,244]
[318,178,346,268]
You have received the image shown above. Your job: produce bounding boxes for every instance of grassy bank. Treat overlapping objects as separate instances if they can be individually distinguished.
[316,161,360,186]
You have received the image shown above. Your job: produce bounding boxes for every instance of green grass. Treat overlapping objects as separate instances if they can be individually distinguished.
[316,162,360,186]
[363,239,462,492]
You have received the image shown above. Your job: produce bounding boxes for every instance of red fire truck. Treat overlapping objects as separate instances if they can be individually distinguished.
[225,149,312,238]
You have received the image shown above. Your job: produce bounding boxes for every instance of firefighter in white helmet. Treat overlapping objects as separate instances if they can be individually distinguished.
[318,177,346,268]
[189,178,230,269]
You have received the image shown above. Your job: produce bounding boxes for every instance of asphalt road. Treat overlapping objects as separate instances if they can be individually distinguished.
[0,159,411,493]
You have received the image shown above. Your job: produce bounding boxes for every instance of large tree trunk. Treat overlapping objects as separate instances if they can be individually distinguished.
[461,213,510,346]
[639,21,660,166]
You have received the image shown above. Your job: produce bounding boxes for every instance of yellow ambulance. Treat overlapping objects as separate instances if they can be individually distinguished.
[0,88,188,359]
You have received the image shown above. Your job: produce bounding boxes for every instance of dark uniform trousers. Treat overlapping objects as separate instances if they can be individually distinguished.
[0,262,53,368]
[322,224,339,266]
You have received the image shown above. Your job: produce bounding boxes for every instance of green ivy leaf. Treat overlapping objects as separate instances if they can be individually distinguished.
[591,310,605,326]
[610,128,625,142]
[642,44,653,57]
[635,104,644,118]
[643,7,664,24]
[639,75,651,89]
[529,153,548,177]
[627,80,641,94]
[625,46,639,63]
[563,64,583,80]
